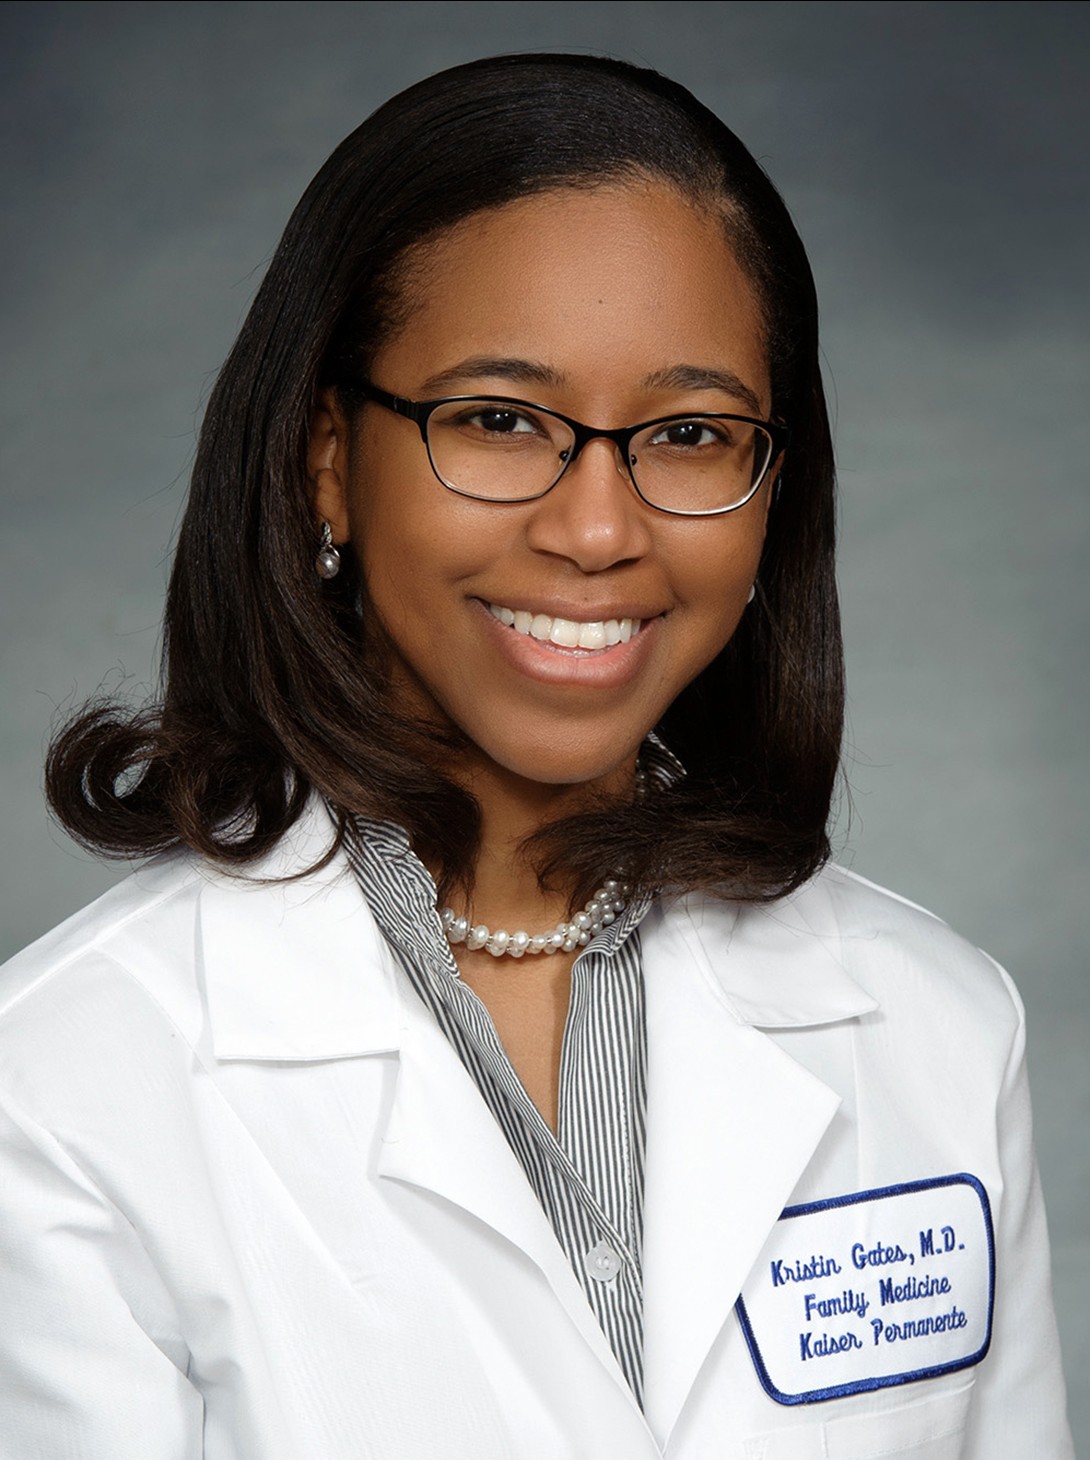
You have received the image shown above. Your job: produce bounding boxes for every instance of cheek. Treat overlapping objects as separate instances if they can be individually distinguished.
[357,517,456,659]
[352,463,502,645]
[350,435,446,604]
[671,512,767,613]
[664,516,767,675]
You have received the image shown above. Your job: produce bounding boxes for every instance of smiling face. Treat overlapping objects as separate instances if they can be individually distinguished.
[312,179,777,793]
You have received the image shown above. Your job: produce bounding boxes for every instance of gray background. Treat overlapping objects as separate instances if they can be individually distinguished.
[2,0,1086,1442]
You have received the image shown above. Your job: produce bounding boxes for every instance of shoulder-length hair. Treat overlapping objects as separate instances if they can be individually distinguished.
[47,53,842,907]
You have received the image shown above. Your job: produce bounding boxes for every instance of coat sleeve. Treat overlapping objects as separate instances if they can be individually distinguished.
[961,963,1074,1456]
[0,1085,203,1459]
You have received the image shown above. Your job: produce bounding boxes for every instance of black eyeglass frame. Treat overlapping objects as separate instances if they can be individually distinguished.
[359,382,787,517]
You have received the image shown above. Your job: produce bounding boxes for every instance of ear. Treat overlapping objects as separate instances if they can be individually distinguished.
[307,388,352,543]
[764,450,786,521]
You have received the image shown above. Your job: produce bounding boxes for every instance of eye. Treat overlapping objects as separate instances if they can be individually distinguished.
[648,418,733,450]
[461,404,540,435]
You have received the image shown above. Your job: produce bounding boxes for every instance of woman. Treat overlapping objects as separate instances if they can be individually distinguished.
[0,53,1072,1458]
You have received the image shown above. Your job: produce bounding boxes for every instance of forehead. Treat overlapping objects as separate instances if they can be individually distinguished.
[374,180,771,417]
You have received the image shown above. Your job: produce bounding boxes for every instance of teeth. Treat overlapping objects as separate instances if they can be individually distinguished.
[550,618,580,648]
[489,603,641,649]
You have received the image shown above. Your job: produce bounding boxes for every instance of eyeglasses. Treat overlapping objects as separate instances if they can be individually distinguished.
[360,383,786,517]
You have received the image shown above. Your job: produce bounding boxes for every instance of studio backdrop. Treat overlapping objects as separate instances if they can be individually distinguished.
[1,1,1085,1442]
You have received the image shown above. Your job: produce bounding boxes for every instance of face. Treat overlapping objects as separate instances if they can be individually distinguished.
[311,180,776,792]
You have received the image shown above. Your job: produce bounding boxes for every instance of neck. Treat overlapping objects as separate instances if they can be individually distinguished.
[438,750,638,929]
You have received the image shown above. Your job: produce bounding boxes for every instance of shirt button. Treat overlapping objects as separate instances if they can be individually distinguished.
[584,1240,623,1283]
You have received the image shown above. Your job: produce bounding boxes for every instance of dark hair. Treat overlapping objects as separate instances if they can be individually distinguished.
[47,53,842,906]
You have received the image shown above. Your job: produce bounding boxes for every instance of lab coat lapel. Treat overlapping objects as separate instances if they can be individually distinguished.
[640,892,875,1447]
[377,997,630,1388]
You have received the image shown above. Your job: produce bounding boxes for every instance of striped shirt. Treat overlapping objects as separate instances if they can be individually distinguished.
[341,816,650,1404]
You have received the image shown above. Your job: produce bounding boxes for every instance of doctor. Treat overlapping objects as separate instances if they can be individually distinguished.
[0,54,1073,1458]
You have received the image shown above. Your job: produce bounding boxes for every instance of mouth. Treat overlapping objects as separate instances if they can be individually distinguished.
[487,602,643,652]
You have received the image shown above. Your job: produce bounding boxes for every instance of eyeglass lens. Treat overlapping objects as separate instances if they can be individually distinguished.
[424,400,773,513]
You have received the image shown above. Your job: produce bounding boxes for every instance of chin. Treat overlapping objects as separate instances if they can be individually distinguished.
[474,734,643,792]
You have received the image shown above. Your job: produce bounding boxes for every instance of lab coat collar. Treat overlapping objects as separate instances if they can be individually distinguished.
[199,796,877,1059]
[670,881,879,1029]
[199,798,405,1061]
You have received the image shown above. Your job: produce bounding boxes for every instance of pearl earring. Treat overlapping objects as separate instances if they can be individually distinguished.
[315,522,341,580]
[746,583,757,604]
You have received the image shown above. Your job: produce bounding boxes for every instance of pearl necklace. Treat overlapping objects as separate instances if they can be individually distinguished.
[440,880,629,960]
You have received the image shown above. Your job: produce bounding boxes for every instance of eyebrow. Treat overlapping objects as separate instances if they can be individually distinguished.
[416,356,764,417]
[418,357,565,396]
[642,365,763,416]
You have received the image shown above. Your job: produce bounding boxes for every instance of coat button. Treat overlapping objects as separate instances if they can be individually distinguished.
[584,1240,623,1283]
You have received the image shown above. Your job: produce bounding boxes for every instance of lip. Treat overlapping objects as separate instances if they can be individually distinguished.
[473,597,661,689]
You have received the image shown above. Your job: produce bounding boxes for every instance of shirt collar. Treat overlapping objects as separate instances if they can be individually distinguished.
[341,813,651,975]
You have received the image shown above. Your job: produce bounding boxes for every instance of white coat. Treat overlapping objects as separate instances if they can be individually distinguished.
[0,800,1072,1458]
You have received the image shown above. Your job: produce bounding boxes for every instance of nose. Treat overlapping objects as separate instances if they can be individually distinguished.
[524,437,653,572]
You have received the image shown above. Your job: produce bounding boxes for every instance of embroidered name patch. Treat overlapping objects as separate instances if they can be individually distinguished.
[736,1174,994,1405]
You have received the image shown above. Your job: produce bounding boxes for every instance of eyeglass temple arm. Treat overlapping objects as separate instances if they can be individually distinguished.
[359,383,430,440]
